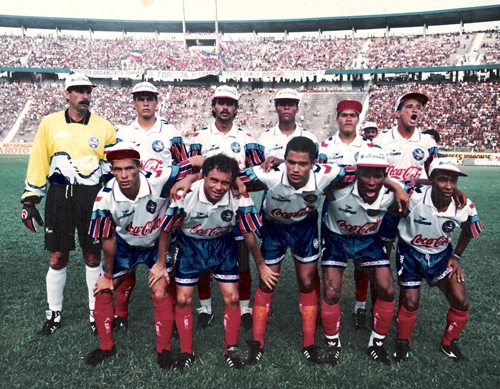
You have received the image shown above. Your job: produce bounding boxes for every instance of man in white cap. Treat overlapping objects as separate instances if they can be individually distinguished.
[361,121,378,141]
[189,85,265,330]
[318,99,374,332]
[319,144,408,366]
[258,89,318,165]
[394,157,482,363]
[85,142,202,368]
[20,73,116,336]
[111,81,189,331]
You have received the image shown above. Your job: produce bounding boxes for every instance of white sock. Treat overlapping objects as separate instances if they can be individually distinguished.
[199,298,212,314]
[368,331,385,348]
[47,267,67,312]
[86,265,101,312]
[240,299,251,314]
[354,300,366,313]
[325,333,341,347]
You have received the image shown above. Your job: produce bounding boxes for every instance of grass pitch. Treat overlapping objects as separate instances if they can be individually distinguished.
[1,155,499,389]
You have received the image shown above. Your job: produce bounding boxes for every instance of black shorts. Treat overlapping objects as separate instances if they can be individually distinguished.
[44,184,102,254]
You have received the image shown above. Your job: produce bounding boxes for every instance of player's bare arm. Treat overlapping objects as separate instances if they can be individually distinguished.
[93,236,116,296]
[447,226,473,282]
[383,177,409,214]
[243,231,279,289]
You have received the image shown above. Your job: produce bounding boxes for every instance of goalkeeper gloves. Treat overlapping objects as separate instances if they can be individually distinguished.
[21,196,43,233]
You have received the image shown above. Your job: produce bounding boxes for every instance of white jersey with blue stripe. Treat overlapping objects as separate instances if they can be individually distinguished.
[257,124,318,160]
[318,134,369,165]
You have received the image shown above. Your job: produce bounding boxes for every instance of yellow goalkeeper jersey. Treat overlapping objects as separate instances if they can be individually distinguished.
[22,109,116,199]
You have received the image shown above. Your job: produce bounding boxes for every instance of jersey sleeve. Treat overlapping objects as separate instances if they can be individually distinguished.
[170,135,189,165]
[160,204,185,233]
[236,193,263,233]
[88,188,116,239]
[188,131,204,157]
[464,201,483,238]
[318,138,332,164]
[244,136,265,167]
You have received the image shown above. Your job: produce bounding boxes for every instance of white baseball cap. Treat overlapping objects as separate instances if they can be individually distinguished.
[106,142,141,162]
[356,145,389,168]
[362,121,378,130]
[213,85,240,101]
[429,157,467,177]
[394,92,428,111]
[274,89,300,101]
[64,73,96,90]
[132,82,158,95]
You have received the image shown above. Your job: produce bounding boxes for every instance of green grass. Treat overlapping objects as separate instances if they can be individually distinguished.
[1,155,499,389]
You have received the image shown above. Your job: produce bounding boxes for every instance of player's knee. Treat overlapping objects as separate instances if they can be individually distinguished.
[259,279,276,293]
[176,294,193,309]
[402,296,419,311]
[82,250,101,267]
[376,280,395,301]
[451,295,469,311]
[222,289,239,307]
[298,277,315,294]
[323,286,341,305]
[49,252,68,270]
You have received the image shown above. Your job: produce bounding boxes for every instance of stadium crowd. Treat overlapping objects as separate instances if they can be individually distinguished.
[0,30,493,71]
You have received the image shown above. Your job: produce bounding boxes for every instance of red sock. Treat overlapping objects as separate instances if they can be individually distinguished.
[321,300,341,336]
[197,270,212,300]
[299,291,318,348]
[396,303,418,345]
[152,296,174,353]
[442,307,469,347]
[252,286,274,348]
[239,270,252,301]
[224,305,241,353]
[373,298,394,336]
[114,272,136,318]
[94,292,115,350]
[175,305,193,354]
[354,268,369,302]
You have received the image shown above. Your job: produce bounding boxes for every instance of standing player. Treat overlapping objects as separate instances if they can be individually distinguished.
[319,145,408,366]
[318,99,373,331]
[158,154,272,369]
[111,81,188,331]
[189,85,265,330]
[21,73,116,336]
[393,157,481,363]
[361,121,378,141]
[85,143,198,367]
[242,137,356,365]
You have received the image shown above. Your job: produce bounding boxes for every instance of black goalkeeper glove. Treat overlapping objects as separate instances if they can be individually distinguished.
[21,196,43,233]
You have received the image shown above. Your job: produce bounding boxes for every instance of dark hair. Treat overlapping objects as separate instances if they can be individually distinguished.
[202,154,239,183]
[284,136,316,163]
[133,92,157,101]
[422,129,441,143]
[211,97,239,118]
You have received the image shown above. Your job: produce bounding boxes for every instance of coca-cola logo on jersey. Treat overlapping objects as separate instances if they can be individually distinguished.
[271,206,314,219]
[125,213,162,236]
[143,159,164,178]
[337,219,381,234]
[410,234,450,248]
[190,224,232,237]
[387,166,422,180]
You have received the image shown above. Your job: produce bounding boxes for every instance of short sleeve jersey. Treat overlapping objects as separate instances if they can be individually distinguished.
[117,117,188,177]
[189,122,264,168]
[257,124,318,160]
[398,185,482,255]
[161,180,262,239]
[318,134,369,165]
[244,163,355,225]
[89,164,188,247]
[324,183,399,236]
[374,127,439,180]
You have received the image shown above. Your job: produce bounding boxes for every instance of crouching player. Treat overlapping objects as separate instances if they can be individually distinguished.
[394,157,482,362]
[85,143,200,368]
[158,154,272,370]
[320,145,408,366]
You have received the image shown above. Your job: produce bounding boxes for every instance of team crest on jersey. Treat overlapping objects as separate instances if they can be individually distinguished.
[367,209,382,217]
[221,210,234,222]
[313,238,319,249]
[88,137,100,149]
[412,148,425,161]
[303,194,318,203]
[231,142,241,154]
[442,220,456,233]
[152,140,165,153]
[146,200,157,214]
[354,151,359,161]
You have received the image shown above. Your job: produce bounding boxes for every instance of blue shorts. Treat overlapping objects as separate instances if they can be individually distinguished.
[232,224,244,242]
[378,213,400,243]
[175,232,239,286]
[110,234,172,279]
[396,240,453,289]
[260,212,320,266]
[321,228,389,269]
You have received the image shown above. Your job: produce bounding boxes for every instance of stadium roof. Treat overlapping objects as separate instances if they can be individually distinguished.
[1,5,499,34]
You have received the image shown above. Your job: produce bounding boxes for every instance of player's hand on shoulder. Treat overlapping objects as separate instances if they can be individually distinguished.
[260,156,281,173]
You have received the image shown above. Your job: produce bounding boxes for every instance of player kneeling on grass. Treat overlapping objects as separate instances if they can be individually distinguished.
[320,145,409,366]
[394,157,482,363]
[85,142,200,368]
[157,154,270,370]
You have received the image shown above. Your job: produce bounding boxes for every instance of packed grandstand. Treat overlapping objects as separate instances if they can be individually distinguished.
[1,7,499,153]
